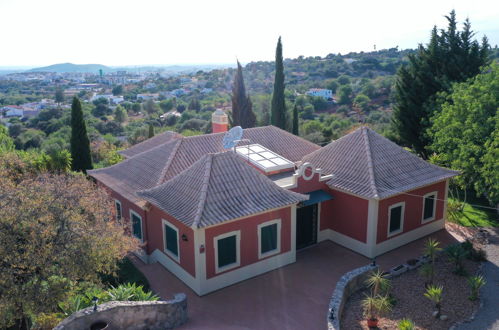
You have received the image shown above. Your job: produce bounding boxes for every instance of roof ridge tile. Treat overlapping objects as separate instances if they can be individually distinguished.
[362,127,379,199]
[191,154,213,229]
[156,138,183,185]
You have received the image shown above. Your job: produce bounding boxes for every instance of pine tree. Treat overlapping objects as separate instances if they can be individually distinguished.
[148,124,154,138]
[292,103,299,136]
[70,97,93,173]
[231,61,256,128]
[271,36,287,130]
[392,10,490,157]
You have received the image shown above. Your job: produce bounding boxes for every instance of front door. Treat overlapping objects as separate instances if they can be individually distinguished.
[296,204,318,250]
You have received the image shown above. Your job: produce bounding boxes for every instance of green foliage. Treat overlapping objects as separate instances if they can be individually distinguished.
[0,124,14,152]
[422,238,442,285]
[148,124,154,138]
[445,244,468,275]
[101,257,151,292]
[231,61,256,128]
[112,85,123,96]
[337,85,353,104]
[70,97,93,173]
[361,294,392,320]
[467,275,486,301]
[398,318,415,330]
[114,105,127,123]
[393,10,490,157]
[55,89,64,104]
[424,285,443,317]
[429,64,499,205]
[353,93,371,113]
[271,37,287,130]
[292,104,299,135]
[365,270,391,297]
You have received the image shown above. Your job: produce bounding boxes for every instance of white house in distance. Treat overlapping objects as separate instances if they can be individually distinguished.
[306,88,334,101]
[91,94,124,104]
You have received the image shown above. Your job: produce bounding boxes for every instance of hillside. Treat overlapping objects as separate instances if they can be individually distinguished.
[28,63,111,73]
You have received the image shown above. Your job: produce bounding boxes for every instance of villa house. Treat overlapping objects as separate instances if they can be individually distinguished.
[88,110,458,295]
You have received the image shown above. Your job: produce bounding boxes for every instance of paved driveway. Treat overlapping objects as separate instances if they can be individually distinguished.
[132,226,468,330]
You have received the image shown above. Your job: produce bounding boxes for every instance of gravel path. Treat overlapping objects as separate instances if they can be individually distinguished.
[456,228,499,330]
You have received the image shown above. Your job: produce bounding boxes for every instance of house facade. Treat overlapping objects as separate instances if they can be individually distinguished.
[89,112,457,295]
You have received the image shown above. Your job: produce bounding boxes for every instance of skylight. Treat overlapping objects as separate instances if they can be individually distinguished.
[235,144,295,173]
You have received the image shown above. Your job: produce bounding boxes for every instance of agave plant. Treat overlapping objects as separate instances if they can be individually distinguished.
[365,269,391,297]
[58,295,89,316]
[467,275,486,301]
[424,285,443,317]
[398,318,415,330]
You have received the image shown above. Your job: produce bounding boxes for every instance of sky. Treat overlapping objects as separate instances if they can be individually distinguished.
[0,0,498,67]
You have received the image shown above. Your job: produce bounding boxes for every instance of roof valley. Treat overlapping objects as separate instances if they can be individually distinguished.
[191,154,213,229]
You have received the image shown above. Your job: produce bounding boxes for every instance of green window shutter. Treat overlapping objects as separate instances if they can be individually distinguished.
[423,195,435,220]
[165,224,178,256]
[115,202,122,219]
[132,213,142,240]
[217,235,237,268]
[261,223,278,254]
[389,206,402,233]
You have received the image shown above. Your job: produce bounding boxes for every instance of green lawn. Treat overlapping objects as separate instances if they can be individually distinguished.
[447,190,498,227]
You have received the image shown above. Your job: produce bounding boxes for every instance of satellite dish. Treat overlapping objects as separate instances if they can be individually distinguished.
[223,126,243,149]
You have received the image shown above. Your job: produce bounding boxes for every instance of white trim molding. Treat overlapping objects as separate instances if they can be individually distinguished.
[257,219,282,259]
[421,191,438,223]
[387,202,405,238]
[162,219,180,263]
[213,230,241,274]
[374,218,445,256]
[129,209,144,242]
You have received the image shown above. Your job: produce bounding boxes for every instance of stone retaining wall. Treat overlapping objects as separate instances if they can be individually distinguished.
[327,264,378,330]
[54,294,187,330]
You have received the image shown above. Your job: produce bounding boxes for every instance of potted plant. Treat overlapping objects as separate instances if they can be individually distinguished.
[424,285,443,318]
[467,275,486,301]
[362,295,391,328]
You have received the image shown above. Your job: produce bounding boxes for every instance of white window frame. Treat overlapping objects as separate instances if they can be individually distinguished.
[114,199,122,220]
[214,230,241,274]
[257,219,281,259]
[387,202,405,238]
[422,191,438,223]
[162,219,180,262]
[129,209,143,242]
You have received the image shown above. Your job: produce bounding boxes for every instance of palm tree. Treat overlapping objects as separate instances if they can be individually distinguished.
[424,285,443,317]
[422,238,442,285]
[362,294,392,326]
[467,275,486,301]
[446,244,467,274]
[365,269,391,296]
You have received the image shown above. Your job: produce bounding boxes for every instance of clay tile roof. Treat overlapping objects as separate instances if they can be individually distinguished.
[119,131,181,158]
[89,126,319,204]
[88,139,181,203]
[301,127,458,199]
[137,151,308,228]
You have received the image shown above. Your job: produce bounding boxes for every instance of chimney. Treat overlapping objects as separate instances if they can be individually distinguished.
[212,109,228,133]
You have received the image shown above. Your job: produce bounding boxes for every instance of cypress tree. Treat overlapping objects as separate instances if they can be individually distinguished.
[231,61,256,128]
[70,97,93,173]
[271,36,287,130]
[148,124,154,138]
[292,103,299,136]
[392,10,490,157]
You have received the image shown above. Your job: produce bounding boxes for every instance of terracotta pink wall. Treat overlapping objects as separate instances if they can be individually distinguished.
[377,181,447,244]
[146,205,196,277]
[204,207,292,279]
[321,189,369,243]
[96,182,147,243]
